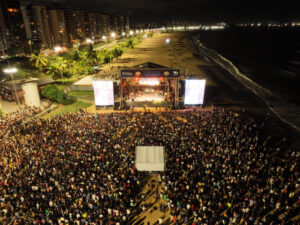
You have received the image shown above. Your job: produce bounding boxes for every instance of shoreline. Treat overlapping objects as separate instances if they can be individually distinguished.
[190,32,299,142]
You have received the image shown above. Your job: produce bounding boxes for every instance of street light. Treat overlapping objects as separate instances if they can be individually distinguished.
[3,67,21,106]
[111,32,116,38]
[54,46,62,53]
[102,35,107,41]
[86,38,94,44]
[129,30,134,35]
[165,38,170,44]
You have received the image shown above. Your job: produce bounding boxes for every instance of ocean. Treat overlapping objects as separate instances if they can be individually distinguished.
[196,27,300,106]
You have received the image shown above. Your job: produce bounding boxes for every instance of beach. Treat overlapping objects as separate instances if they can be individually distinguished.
[98,31,299,146]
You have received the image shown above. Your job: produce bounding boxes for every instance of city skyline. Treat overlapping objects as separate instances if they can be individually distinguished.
[61,0,300,23]
[0,0,130,52]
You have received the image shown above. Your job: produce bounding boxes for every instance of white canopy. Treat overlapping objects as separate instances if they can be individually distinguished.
[135,146,165,171]
[73,75,94,86]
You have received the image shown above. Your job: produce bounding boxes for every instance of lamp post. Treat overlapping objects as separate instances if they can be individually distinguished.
[3,67,21,107]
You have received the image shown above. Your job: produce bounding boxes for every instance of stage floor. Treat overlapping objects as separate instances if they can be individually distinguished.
[134,94,164,102]
[126,92,165,102]
[124,100,172,107]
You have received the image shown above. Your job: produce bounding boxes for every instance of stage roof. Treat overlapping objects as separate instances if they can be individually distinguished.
[121,62,179,78]
[133,62,168,69]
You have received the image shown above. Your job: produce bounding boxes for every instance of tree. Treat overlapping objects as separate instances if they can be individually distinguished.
[46,63,60,80]
[125,39,134,48]
[111,47,123,58]
[78,44,90,51]
[71,51,81,61]
[103,54,112,64]
[52,57,67,82]
[30,51,48,71]
[41,85,67,103]
[86,45,98,65]
[71,60,91,75]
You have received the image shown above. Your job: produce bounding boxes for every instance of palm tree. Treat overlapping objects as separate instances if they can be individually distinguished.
[30,51,48,71]
[52,57,67,83]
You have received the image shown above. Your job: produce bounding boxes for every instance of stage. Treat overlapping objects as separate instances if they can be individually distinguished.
[120,62,180,108]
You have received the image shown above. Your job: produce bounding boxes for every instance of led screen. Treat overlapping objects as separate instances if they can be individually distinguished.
[93,81,114,106]
[184,79,206,105]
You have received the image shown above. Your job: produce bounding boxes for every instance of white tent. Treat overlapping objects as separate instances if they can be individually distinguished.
[73,75,94,86]
[135,146,165,171]
[71,76,95,91]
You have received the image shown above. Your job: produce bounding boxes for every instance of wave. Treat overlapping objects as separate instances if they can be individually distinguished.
[193,36,300,133]
[289,60,300,65]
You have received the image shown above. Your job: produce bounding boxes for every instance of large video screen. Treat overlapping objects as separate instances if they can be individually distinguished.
[184,79,206,105]
[93,80,114,106]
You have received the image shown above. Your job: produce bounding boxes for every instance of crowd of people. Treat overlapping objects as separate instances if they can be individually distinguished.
[0,108,299,224]
[0,106,44,139]
[155,110,299,224]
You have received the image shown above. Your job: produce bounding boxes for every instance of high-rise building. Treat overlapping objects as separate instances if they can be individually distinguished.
[0,0,26,50]
[63,7,73,46]
[87,12,97,39]
[65,10,86,44]
[110,15,119,34]
[47,6,68,47]
[96,13,110,37]
[119,15,124,33]
[20,2,52,48]
[125,16,130,33]
[109,15,130,35]
[0,4,9,52]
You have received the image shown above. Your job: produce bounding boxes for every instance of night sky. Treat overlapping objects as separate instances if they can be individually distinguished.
[58,0,299,23]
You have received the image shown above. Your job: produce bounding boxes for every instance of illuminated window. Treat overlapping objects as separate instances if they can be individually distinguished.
[8,8,19,13]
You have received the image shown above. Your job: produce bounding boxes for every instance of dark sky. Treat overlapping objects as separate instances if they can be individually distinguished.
[60,0,299,23]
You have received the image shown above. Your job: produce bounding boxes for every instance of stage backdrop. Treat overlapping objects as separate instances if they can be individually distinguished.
[93,80,114,106]
[135,146,165,171]
[184,79,206,105]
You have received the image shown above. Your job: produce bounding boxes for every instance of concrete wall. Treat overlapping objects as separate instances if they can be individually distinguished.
[21,82,41,107]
